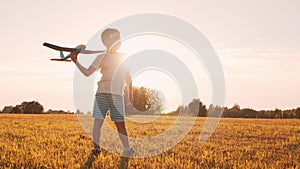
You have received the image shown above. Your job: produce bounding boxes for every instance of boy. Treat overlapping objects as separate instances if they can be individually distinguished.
[70,28,134,156]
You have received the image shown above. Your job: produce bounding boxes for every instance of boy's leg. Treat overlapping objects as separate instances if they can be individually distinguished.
[109,94,130,149]
[93,118,104,150]
[92,93,109,150]
[114,121,130,149]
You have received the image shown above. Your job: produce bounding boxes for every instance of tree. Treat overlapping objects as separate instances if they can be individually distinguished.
[187,99,207,117]
[241,108,257,118]
[232,103,240,111]
[20,101,44,114]
[12,106,22,114]
[147,89,164,115]
[208,104,223,117]
[75,109,83,114]
[187,99,199,116]
[274,108,282,119]
[296,107,300,119]
[198,100,207,117]
[132,87,151,112]
[2,106,13,113]
[125,86,164,115]
[167,105,182,116]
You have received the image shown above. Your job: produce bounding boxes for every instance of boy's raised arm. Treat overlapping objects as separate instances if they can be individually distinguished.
[70,51,97,77]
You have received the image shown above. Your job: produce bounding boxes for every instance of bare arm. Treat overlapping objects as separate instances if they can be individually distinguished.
[74,61,97,77]
[70,51,97,77]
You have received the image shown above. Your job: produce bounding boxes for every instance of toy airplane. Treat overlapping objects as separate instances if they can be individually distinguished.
[43,42,105,62]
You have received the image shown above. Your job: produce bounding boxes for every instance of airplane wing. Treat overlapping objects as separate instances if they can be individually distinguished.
[80,49,106,54]
[44,42,106,62]
[44,42,104,54]
[43,42,79,52]
[50,58,72,62]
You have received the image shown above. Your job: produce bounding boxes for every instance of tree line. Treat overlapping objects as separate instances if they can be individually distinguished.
[0,86,163,115]
[1,101,72,114]
[167,99,300,119]
[1,87,300,119]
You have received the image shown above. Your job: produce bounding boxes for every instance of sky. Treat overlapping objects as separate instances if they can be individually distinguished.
[0,0,299,112]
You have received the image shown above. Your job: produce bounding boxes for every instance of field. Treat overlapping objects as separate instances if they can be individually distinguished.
[0,114,299,169]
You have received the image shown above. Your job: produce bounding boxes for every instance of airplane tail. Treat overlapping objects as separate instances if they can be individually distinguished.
[60,51,65,59]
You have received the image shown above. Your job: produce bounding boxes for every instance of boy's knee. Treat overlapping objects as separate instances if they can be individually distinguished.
[94,119,104,127]
[114,121,125,128]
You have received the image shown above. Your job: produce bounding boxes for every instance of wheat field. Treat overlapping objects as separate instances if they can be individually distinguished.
[0,114,299,169]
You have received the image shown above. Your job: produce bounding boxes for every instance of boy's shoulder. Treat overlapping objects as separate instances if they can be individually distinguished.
[112,52,126,56]
[106,52,126,58]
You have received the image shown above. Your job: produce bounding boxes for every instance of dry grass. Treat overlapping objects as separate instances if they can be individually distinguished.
[0,114,299,169]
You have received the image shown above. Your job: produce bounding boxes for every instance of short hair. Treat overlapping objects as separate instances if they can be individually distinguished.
[101,28,120,48]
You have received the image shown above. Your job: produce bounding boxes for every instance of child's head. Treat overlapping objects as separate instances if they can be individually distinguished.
[101,28,121,53]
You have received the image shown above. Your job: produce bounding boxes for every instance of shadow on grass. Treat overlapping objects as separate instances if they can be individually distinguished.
[119,156,129,169]
[80,151,130,169]
[80,152,97,169]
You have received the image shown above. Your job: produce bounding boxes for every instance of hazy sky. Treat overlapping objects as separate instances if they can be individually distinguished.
[0,0,299,112]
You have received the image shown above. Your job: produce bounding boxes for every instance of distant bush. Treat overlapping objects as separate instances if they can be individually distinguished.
[296,108,300,119]
[45,109,73,114]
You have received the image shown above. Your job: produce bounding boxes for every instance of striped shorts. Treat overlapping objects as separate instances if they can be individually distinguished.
[92,93,125,122]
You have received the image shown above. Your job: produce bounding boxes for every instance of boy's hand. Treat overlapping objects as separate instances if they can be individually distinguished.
[70,51,79,63]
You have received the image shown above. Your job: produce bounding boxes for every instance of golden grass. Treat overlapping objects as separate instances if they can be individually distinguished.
[0,114,299,169]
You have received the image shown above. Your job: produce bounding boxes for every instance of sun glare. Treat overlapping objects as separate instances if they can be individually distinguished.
[119,34,212,111]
